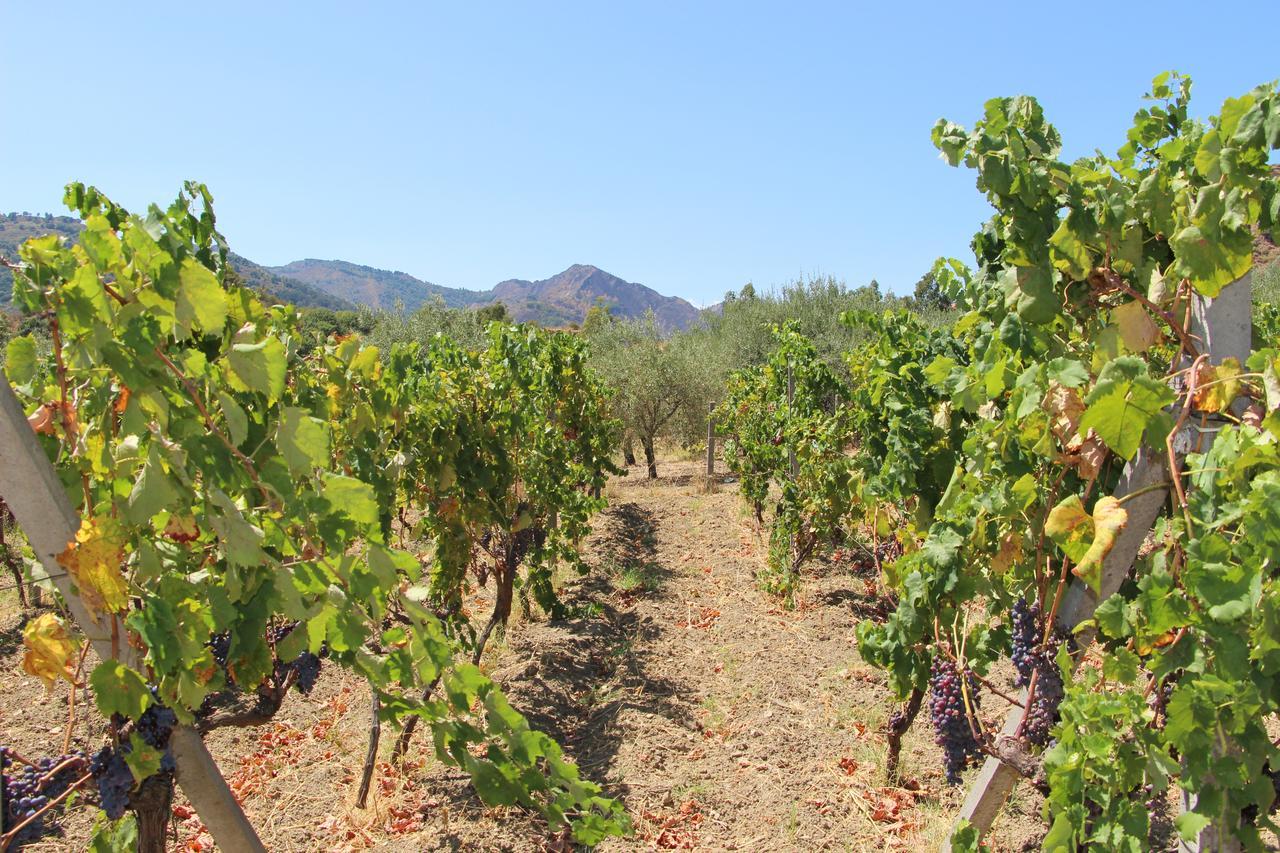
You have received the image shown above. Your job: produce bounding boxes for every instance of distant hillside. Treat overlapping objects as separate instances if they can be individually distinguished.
[490,264,701,330]
[0,214,83,304]
[0,214,348,310]
[2,214,702,328]
[272,259,484,312]
[227,254,354,311]
[271,259,702,330]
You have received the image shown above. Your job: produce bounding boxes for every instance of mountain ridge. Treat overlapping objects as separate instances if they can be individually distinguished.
[270,259,702,329]
[1,214,703,328]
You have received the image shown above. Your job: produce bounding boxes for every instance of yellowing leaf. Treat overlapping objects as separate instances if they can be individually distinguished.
[1112,301,1162,353]
[1045,496,1093,563]
[1073,496,1127,592]
[991,532,1023,574]
[1192,357,1243,414]
[22,613,79,688]
[1072,432,1106,480]
[57,515,130,622]
[1043,383,1085,448]
[1046,496,1128,593]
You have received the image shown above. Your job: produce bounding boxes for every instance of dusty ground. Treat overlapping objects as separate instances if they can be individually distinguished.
[1,456,1051,851]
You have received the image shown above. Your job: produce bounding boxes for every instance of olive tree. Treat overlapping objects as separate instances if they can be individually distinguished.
[587,312,703,479]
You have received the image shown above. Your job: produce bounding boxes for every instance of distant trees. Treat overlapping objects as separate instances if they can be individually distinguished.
[586,312,705,479]
[474,301,510,324]
[297,307,375,351]
[911,270,951,313]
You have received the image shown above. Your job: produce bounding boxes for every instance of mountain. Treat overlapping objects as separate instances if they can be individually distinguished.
[271,259,484,312]
[273,259,702,330]
[490,264,701,329]
[0,214,84,303]
[0,214,348,310]
[2,214,703,330]
[227,254,354,311]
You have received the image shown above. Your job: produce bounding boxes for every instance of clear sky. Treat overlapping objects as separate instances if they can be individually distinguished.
[2,2,1275,306]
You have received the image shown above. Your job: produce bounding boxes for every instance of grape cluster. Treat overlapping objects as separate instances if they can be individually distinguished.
[292,653,321,694]
[89,746,133,821]
[928,656,984,784]
[207,622,325,698]
[1010,597,1041,687]
[135,703,177,750]
[208,631,230,670]
[3,746,89,833]
[1022,637,1064,746]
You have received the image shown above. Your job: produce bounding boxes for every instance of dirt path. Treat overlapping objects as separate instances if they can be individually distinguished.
[1,457,1046,851]
[476,459,1042,851]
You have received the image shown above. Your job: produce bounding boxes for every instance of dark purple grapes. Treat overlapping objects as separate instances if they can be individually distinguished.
[1022,638,1064,746]
[929,656,984,784]
[292,652,321,695]
[1010,597,1040,687]
[90,746,132,821]
[135,703,177,750]
[4,746,90,833]
[208,631,230,670]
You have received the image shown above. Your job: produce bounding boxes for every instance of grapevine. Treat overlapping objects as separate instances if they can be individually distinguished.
[845,71,1280,849]
[2,182,630,848]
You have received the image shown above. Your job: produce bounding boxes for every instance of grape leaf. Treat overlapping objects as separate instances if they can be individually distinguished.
[90,661,154,720]
[1080,357,1175,459]
[226,337,286,403]
[21,613,79,688]
[176,259,228,338]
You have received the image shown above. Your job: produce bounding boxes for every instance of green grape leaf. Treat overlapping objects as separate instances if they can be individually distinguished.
[217,392,248,447]
[1080,357,1175,459]
[4,335,38,385]
[320,474,379,529]
[123,732,164,784]
[88,813,139,852]
[279,407,331,477]
[90,661,154,720]
[1174,811,1213,842]
[176,259,228,338]
[227,337,286,403]
[127,448,178,524]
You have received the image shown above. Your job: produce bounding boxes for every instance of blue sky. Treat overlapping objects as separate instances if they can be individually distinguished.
[2,2,1274,306]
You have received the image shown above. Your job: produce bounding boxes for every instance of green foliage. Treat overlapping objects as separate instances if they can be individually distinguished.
[716,323,855,597]
[586,312,709,476]
[7,182,629,842]
[843,306,967,520]
[851,73,1280,849]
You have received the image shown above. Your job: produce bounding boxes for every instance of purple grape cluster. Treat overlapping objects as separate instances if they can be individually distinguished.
[89,746,132,821]
[929,656,984,784]
[135,703,177,750]
[208,631,230,669]
[292,652,321,694]
[3,747,90,833]
[208,622,324,697]
[1010,597,1041,687]
[1022,637,1064,746]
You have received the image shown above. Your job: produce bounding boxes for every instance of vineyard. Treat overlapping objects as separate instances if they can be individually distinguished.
[1,71,1279,852]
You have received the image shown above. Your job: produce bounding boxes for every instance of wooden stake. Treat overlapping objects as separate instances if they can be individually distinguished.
[0,374,266,853]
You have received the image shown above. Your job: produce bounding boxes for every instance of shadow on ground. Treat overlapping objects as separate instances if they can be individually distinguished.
[497,501,691,794]
[407,501,692,843]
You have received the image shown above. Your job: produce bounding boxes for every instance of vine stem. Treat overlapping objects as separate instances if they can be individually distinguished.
[62,640,91,755]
